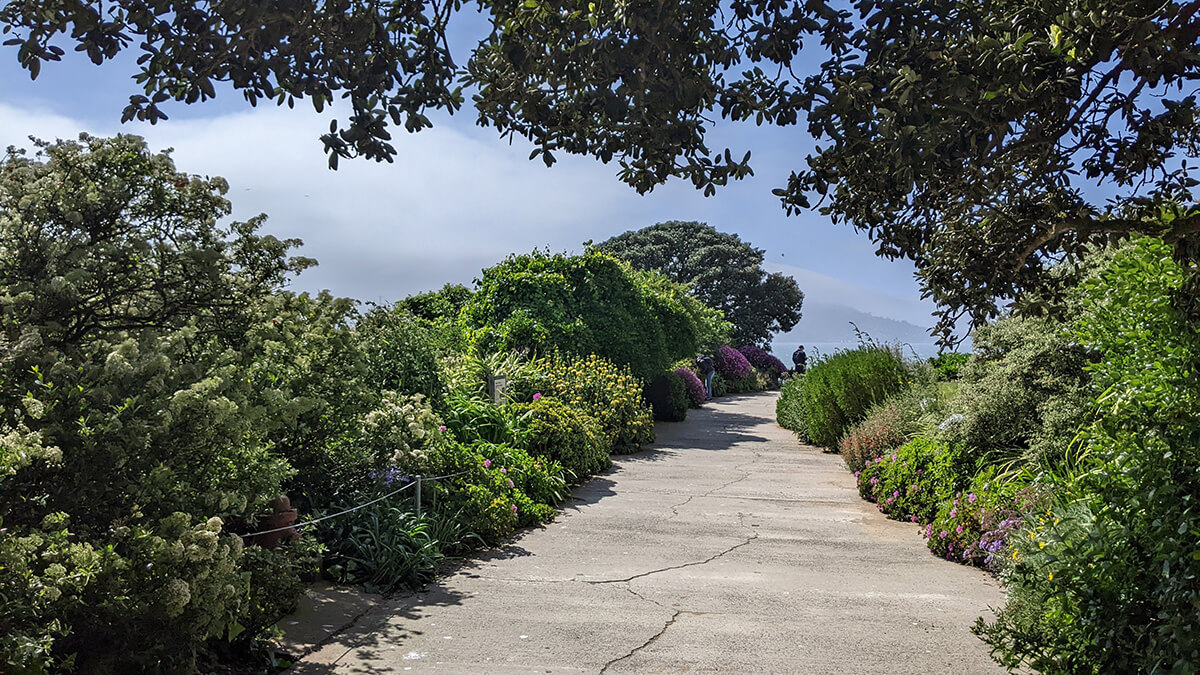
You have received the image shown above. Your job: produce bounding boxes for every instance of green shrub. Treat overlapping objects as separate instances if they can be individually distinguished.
[461,250,700,381]
[643,371,689,422]
[423,441,567,542]
[976,236,1200,673]
[240,538,324,638]
[840,383,953,472]
[509,353,654,454]
[508,398,611,479]
[356,305,444,408]
[799,346,908,449]
[927,352,970,381]
[938,315,1090,468]
[855,437,966,525]
[442,391,515,445]
[0,136,306,671]
[775,376,808,442]
[319,505,443,594]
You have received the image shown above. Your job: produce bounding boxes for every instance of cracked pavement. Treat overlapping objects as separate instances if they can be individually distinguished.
[291,393,1005,674]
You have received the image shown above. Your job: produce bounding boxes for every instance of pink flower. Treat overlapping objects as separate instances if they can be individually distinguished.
[512,504,518,514]
[507,479,514,488]
[955,525,964,535]
[916,469,923,475]
[949,508,957,518]
[887,497,894,504]
[910,516,918,523]
[940,530,948,538]
[968,493,977,504]
[870,477,879,484]
[854,471,861,477]
[533,392,542,401]
[438,425,447,432]
[483,459,492,468]
[892,490,899,498]
[891,453,898,461]
[500,467,507,474]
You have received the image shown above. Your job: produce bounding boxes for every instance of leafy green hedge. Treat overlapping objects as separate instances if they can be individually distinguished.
[798,347,908,449]
[775,376,808,442]
[460,250,702,381]
[644,371,689,422]
[509,398,611,480]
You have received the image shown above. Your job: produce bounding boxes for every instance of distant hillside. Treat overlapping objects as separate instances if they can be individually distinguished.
[789,301,933,344]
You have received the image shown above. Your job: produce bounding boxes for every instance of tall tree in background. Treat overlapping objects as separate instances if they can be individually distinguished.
[596,221,803,348]
[5,0,1199,340]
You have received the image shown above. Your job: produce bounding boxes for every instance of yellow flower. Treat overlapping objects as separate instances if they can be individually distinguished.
[1039,541,1046,549]
[1048,572,1054,581]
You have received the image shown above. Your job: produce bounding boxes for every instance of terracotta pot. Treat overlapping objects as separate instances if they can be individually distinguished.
[248,494,301,550]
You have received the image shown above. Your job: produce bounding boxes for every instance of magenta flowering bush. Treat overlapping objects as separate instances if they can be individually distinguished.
[714,345,753,379]
[674,367,707,407]
[855,436,957,525]
[737,345,787,376]
[924,476,1050,571]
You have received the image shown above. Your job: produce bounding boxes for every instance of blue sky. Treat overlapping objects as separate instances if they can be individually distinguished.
[0,39,941,333]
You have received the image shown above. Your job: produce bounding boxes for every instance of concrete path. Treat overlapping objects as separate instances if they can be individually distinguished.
[292,392,1006,674]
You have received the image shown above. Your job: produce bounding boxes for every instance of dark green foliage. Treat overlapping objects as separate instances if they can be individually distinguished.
[319,505,443,594]
[356,306,444,408]
[725,374,762,394]
[856,437,964,525]
[597,222,803,347]
[643,372,689,422]
[977,237,1200,673]
[398,283,472,354]
[927,353,969,381]
[461,250,699,382]
[508,398,611,480]
[423,441,567,542]
[239,538,324,638]
[711,372,728,398]
[797,347,908,449]
[442,391,514,445]
[775,376,808,443]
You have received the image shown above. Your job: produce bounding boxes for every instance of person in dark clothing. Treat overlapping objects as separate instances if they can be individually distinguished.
[792,345,807,374]
[695,354,716,398]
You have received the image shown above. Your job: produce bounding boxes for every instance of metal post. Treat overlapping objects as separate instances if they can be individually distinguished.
[415,475,422,517]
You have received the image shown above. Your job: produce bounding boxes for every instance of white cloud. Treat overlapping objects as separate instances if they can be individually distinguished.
[1,101,939,324]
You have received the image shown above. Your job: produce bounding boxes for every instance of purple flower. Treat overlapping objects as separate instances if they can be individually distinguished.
[955,525,964,535]
[854,471,861,477]
[949,508,957,518]
[870,477,880,485]
[916,469,923,475]
[892,490,899,498]
[910,515,918,523]
[483,459,492,469]
[533,392,542,401]
[968,493,977,504]
[715,346,754,379]
[940,530,948,538]
[500,467,507,474]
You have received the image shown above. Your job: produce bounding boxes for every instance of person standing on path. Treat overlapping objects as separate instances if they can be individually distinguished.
[792,345,807,374]
[696,353,716,399]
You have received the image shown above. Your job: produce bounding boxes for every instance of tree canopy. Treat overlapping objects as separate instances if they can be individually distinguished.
[596,221,803,348]
[6,0,1199,340]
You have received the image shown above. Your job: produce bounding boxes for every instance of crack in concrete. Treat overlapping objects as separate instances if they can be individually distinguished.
[584,532,759,585]
[598,607,681,674]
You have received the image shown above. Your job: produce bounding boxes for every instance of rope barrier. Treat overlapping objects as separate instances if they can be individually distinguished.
[241,469,474,538]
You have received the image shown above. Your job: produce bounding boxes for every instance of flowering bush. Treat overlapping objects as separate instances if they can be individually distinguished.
[839,403,907,473]
[714,345,753,379]
[360,391,445,468]
[674,367,706,407]
[738,345,788,376]
[508,397,610,480]
[514,353,654,453]
[923,470,1047,571]
[855,437,960,525]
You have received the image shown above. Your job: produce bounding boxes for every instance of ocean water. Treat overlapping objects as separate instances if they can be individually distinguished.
[769,339,946,365]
